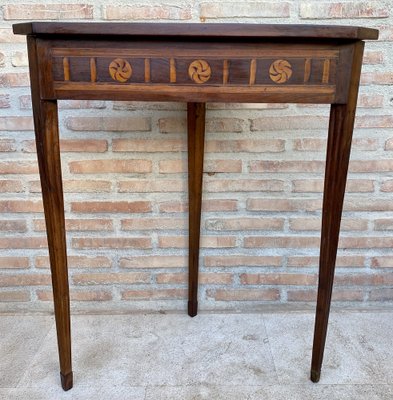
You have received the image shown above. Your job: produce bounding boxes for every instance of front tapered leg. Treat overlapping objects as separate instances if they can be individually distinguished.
[187,102,206,317]
[34,100,72,390]
[27,37,72,390]
[311,42,365,383]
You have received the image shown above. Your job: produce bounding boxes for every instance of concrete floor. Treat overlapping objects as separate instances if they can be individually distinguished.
[1,310,393,399]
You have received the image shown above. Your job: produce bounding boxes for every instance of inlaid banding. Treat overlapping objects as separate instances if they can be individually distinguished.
[144,58,151,82]
[170,58,176,83]
[249,59,257,85]
[322,59,330,83]
[63,57,70,81]
[304,58,311,83]
[90,58,97,82]
[223,60,229,84]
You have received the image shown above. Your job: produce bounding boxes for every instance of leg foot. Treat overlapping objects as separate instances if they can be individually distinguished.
[60,371,73,391]
[188,300,198,317]
[310,369,321,383]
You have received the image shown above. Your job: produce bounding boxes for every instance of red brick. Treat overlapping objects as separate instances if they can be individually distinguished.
[204,255,282,268]
[71,201,151,213]
[22,139,108,153]
[0,73,30,88]
[378,25,393,41]
[292,179,374,193]
[158,118,186,133]
[240,273,317,285]
[0,291,30,302]
[0,139,16,152]
[104,5,191,20]
[156,273,233,285]
[356,115,393,128]
[361,72,393,85]
[0,161,38,174]
[3,4,94,20]
[121,217,186,231]
[0,94,10,108]
[159,159,242,173]
[0,200,43,213]
[369,288,393,301]
[363,51,384,65]
[338,237,393,249]
[299,2,389,19]
[29,179,112,193]
[206,288,280,301]
[0,237,47,249]
[287,255,365,268]
[247,198,321,212]
[120,256,187,269]
[287,289,364,302]
[158,199,238,213]
[293,138,325,152]
[0,116,33,130]
[358,94,384,108]
[0,220,27,232]
[251,116,328,131]
[0,257,29,269]
[200,2,290,19]
[250,160,325,173]
[35,255,111,269]
[159,235,236,248]
[72,272,149,285]
[0,179,25,193]
[289,217,367,231]
[205,179,284,192]
[72,237,151,249]
[0,28,26,43]
[37,290,112,301]
[206,139,285,153]
[206,118,245,133]
[384,139,393,151]
[66,117,150,131]
[33,218,113,232]
[0,274,51,286]
[121,288,187,300]
[334,273,393,286]
[344,198,393,211]
[118,179,184,193]
[11,51,28,67]
[69,159,152,174]
[380,180,393,192]
[371,257,393,268]
[113,139,185,152]
[350,158,393,173]
[374,219,393,231]
[205,217,284,231]
[245,236,320,248]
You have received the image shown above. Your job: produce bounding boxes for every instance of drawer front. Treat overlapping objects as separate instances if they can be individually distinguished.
[39,40,353,103]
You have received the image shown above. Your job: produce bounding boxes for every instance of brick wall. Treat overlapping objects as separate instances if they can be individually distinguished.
[0,1,392,313]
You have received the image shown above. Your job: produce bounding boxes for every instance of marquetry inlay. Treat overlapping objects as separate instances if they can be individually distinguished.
[188,60,211,84]
[109,58,132,83]
[269,59,293,84]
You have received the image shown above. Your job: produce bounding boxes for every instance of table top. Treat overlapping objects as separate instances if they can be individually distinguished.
[13,22,379,40]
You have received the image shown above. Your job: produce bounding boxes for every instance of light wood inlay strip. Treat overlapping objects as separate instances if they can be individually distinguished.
[90,57,97,82]
[170,58,176,83]
[63,57,70,81]
[223,60,229,84]
[53,48,340,59]
[304,58,311,83]
[144,58,151,83]
[249,59,257,85]
[322,59,330,84]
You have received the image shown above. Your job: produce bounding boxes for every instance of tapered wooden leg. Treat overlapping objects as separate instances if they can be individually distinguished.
[187,102,206,317]
[28,38,72,391]
[311,41,365,383]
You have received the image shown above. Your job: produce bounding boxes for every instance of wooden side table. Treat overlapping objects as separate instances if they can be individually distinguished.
[13,22,379,391]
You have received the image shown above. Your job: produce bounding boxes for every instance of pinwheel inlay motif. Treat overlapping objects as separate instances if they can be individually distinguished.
[188,60,211,84]
[269,59,293,84]
[109,58,132,83]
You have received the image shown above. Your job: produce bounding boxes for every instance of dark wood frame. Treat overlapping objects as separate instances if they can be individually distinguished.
[13,22,378,391]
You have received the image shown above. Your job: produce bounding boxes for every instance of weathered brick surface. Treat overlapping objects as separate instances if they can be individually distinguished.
[1,0,393,312]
